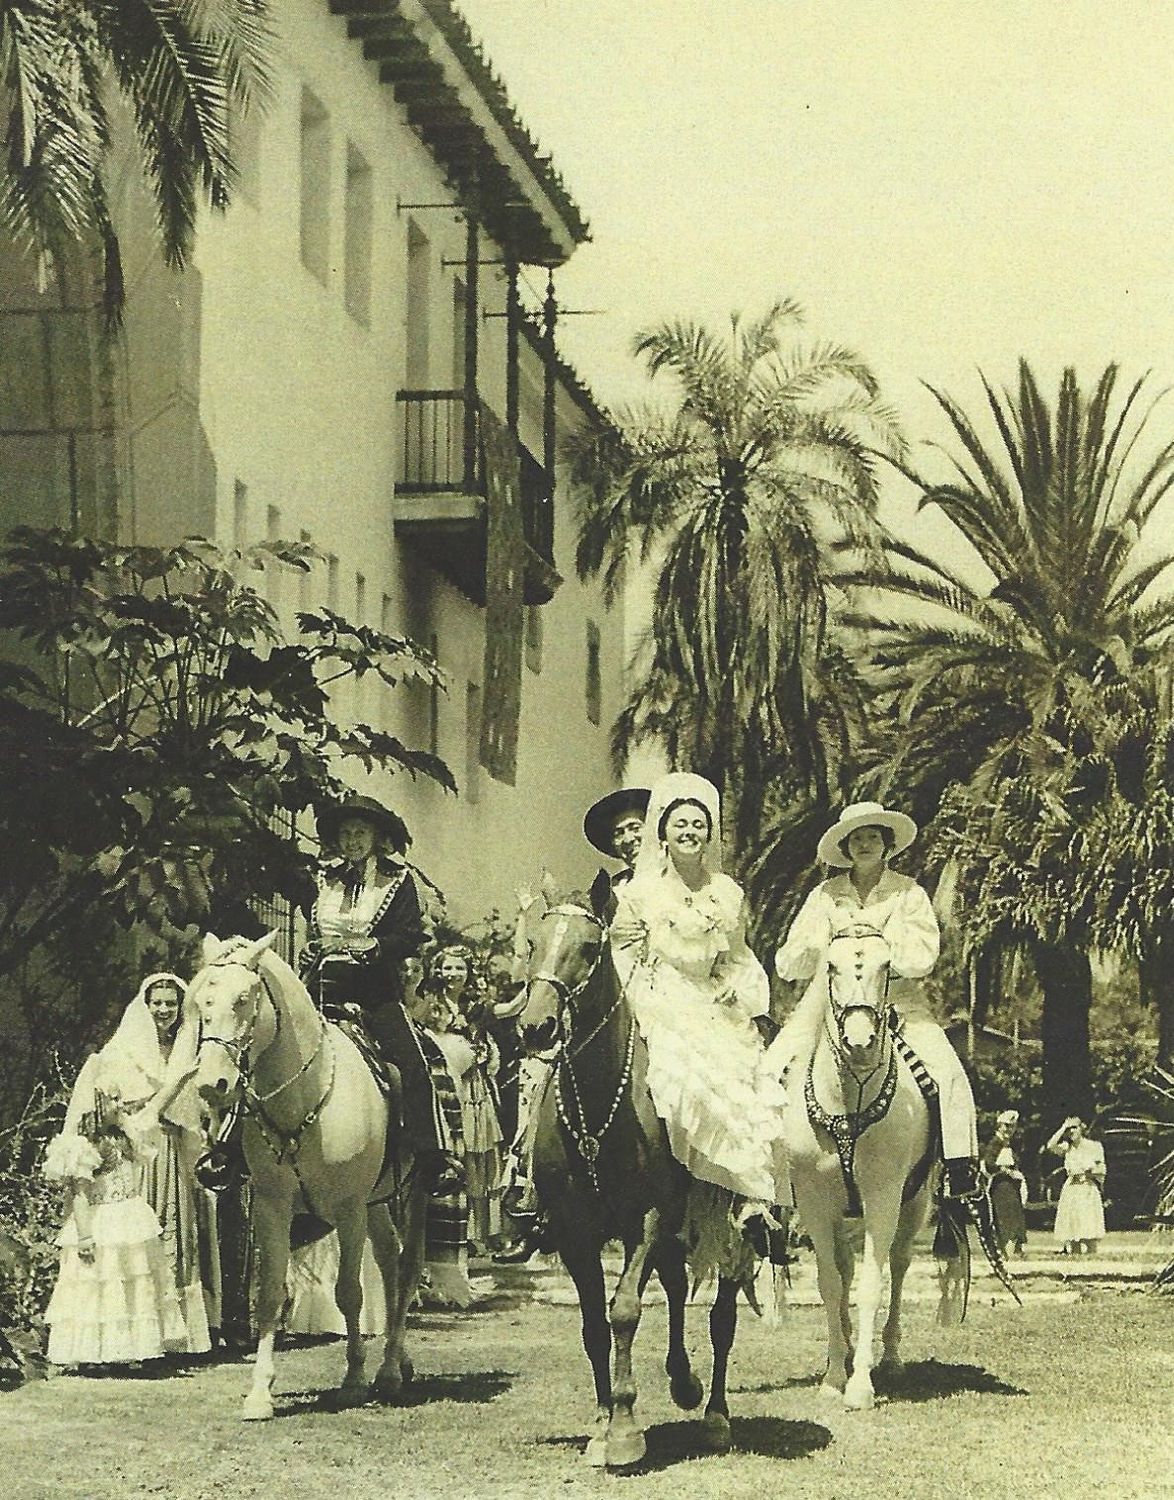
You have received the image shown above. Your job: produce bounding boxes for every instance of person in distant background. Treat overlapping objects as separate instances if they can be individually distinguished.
[982,1109,1028,1257]
[1047,1116,1106,1255]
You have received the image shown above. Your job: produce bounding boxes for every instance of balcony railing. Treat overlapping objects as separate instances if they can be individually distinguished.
[396,389,555,567]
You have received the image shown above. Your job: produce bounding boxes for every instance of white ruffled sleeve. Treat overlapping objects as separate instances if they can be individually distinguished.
[42,1132,102,1182]
[609,880,649,986]
[719,898,770,1018]
[880,882,940,978]
[774,885,835,982]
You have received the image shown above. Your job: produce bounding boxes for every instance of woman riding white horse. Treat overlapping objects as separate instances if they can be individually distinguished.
[773,800,980,1201]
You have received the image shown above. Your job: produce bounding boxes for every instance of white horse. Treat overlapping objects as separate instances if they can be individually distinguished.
[778,920,947,1410]
[188,933,427,1421]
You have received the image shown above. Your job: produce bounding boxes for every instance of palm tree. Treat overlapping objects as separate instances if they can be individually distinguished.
[0,1,271,317]
[568,299,904,861]
[844,360,1174,1117]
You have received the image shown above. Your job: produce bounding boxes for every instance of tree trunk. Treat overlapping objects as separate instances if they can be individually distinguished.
[1031,941,1094,1126]
[1139,932,1174,1070]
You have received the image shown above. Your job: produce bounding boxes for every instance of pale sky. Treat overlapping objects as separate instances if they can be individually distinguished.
[459,0,1174,549]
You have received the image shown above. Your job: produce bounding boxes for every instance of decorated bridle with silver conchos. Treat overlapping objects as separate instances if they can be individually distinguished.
[805,923,898,1216]
[525,904,635,1193]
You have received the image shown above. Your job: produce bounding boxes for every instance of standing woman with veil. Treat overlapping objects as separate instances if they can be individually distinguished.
[609,772,789,1256]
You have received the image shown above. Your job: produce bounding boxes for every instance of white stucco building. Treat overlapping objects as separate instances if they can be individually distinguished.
[0,0,627,924]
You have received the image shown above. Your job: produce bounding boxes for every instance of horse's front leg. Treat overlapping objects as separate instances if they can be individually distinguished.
[652,1240,703,1411]
[880,1188,929,1380]
[801,1195,852,1398]
[370,1177,426,1400]
[702,1275,739,1451]
[845,1194,900,1411]
[606,1209,660,1469]
[334,1202,370,1403]
[242,1187,294,1421]
[553,1227,611,1466]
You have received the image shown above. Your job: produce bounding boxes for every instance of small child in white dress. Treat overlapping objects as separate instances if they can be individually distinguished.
[43,1056,187,1368]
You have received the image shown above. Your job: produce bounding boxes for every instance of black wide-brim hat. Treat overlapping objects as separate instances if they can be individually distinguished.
[583,787,651,856]
[317,795,411,855]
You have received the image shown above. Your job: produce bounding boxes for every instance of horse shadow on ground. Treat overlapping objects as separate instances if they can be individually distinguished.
[274,1368,515,1417]
[540,1415,832,1474]
[872,1358,1027,1402]
[734,1359,1026,1404]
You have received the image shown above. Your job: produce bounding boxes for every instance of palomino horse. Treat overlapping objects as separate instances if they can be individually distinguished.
[188,934,428,1420]
[778,920,942,1411]
[512,894,744,1470]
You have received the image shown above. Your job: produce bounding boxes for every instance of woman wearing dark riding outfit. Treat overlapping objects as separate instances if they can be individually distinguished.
[300,795,463,1195]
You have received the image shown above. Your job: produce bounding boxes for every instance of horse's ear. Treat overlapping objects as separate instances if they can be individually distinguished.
[238,930,279,970]
[540,867,559,905]
[202,932,224,963]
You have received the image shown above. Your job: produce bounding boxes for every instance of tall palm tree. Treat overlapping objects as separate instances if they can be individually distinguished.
[844,360,1174,1117]
[0,1,271,317]
[568,299,904,860]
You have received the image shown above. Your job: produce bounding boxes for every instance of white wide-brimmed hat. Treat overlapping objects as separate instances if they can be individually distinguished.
[816,800,918,868]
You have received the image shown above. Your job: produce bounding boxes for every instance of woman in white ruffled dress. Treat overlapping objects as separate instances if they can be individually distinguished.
[609,772,788,1220]
[42,1055,189,1368]
[99,974,215,1352]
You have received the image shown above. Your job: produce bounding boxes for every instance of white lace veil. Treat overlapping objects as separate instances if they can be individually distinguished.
[632,772,724,881]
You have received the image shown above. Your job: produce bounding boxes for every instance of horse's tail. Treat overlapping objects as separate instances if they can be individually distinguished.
[932,1196,971,1326]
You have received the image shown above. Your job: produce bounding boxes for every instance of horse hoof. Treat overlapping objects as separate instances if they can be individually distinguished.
[669,1369,704,1411]
[818,1380,845,1401]
[605,1430,646,1469]
[844,1384,875,1411]
[400,1355,414,1386]
[585,1435,608,1468]
[241,1396,275,1422]
[701,1411,731,1452]
[337,1382,370,1408]
[373,1371,403,1402]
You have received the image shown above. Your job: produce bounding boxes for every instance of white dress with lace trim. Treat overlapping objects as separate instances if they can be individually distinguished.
[611,869,788,1203]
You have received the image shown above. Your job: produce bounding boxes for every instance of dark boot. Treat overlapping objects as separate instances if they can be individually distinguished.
[944,1157,982,1203]
[419,1150,466,1196]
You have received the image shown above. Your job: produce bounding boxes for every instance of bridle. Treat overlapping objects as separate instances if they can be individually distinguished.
[806,923,899,1215]
[524,903,635,1191]
[195,956,335,1167]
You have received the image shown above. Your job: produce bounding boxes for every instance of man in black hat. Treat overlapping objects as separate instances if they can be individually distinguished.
[301,795,463,1195]
[584,786,650,921]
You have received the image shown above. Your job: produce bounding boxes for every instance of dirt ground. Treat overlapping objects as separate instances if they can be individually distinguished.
[2,1234,1171,1500]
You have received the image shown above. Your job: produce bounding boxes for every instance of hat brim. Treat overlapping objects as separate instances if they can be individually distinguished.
[583,788,650,856]
[317,798,410,854]
[817,809,917,867]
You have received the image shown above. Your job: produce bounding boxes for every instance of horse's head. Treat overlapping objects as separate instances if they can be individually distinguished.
[825,920,893,1061]
[511,890,608,1055]
[189,931,278,1128]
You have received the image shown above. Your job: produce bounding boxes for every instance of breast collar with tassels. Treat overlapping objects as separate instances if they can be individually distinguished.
[804,1028,898,1219]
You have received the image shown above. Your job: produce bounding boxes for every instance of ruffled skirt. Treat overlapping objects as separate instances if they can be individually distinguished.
[627,961,788,1203]
[1054,1179,1105,1243]
[47,1200,189,1366]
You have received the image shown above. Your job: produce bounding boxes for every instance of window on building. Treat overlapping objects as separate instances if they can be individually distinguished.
[232,479,249,548]
[405,219,431,387]
[344,143,372,326]
[326,553,340,609]
[465,680,481,804]
[524,606,543,675]
[300,89,331,283]
[585,619,601,726]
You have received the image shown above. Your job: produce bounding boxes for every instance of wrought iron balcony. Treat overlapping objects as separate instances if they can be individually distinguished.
[394,389,560,605]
